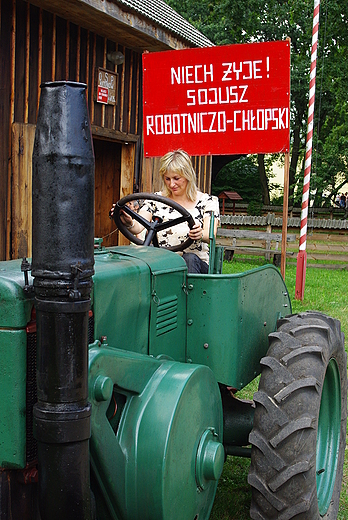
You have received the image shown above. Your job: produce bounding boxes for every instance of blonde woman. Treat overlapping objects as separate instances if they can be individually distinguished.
[112,150,220,273]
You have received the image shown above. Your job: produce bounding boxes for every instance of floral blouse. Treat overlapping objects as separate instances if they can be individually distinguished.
[143,191,220,264]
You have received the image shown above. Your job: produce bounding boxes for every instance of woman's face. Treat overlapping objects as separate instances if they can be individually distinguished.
[163,170,188,198]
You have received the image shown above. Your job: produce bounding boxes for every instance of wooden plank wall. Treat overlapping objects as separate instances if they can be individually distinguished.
[11,123,36,259]
[1,0,213,259]
[1,0,142,260]
[8,1,142,134]
[192,155,213,194]
[0,0,13,261]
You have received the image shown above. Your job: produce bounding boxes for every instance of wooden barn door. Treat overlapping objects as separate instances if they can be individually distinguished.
[94,138,122,247]
[10,132,134,258]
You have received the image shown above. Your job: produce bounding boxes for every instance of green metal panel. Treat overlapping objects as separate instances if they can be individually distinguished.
[0,260,34,328]
[93,247,187,360]
[0,329,27,468]
[115,248,188,361]
[148,269,187,362]
[112,246,187,273]
[88,343,223,520]
[0,261,33,469]
[92,250,151,354]
[186,265,292,389]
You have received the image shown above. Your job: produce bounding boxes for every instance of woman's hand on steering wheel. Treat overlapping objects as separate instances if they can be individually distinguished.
[111,193,195,252]
[110,203,136,228]
[188,222,204,242]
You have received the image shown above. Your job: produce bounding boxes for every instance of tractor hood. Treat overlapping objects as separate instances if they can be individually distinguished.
[0,260,34,328]
[92,246,187,359]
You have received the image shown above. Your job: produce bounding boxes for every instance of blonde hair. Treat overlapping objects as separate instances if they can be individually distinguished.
[159,150,198,201]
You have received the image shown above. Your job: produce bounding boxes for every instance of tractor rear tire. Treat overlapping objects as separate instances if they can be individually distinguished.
[248,311,347,520]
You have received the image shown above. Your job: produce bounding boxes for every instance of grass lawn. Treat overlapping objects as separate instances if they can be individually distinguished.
[210,259,348,520]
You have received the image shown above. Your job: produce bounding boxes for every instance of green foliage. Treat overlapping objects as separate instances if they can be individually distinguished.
[212,155,262,203]
[270,193,283,205]
[211,457,251,519]
[166,0,348,205]
[247,200,263,216]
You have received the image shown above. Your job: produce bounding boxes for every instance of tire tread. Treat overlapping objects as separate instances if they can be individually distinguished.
[248,311,347,520]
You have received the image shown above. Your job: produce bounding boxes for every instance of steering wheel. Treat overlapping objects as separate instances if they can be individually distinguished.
[112,193,195,252]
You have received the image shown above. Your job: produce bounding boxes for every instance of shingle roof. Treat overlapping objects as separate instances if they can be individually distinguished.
[115,0,213,48]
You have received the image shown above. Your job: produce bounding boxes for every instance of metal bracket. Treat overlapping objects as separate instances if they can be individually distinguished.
[69,264,83,300]
[21,257,34,294]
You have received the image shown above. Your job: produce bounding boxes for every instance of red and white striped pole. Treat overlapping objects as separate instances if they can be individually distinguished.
[295,0,320,300]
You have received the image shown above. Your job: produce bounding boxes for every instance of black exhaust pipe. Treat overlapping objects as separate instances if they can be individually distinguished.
[32,81,94,520]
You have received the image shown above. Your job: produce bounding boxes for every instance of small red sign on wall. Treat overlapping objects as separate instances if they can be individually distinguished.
[143,40,290,157]
[97,86,108,104]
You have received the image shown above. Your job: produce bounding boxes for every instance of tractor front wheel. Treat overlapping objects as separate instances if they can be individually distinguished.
[248,311,347,519]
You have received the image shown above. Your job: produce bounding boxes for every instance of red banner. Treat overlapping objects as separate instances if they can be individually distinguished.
[143,41,290,157]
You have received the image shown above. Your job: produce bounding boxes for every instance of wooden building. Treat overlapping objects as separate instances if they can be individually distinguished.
[0,0,213,260]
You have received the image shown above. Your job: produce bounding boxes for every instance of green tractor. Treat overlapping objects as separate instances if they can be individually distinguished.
[0,82,346,520]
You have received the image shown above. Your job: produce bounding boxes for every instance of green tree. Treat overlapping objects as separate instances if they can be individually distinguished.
[311,3,348,206]
[167,0,348,207]
[212,155,262,202]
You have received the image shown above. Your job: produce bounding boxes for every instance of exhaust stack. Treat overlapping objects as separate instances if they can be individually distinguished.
[32,81,94,520]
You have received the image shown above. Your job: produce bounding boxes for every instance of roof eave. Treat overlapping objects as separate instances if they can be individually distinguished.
[29,0,209,51]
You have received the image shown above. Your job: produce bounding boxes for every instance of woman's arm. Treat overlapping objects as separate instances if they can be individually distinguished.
[201,214,218,243]
[200,195,220,243]
[123,206,153,235]
[187,214,218,244]
[110,204,152,235]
